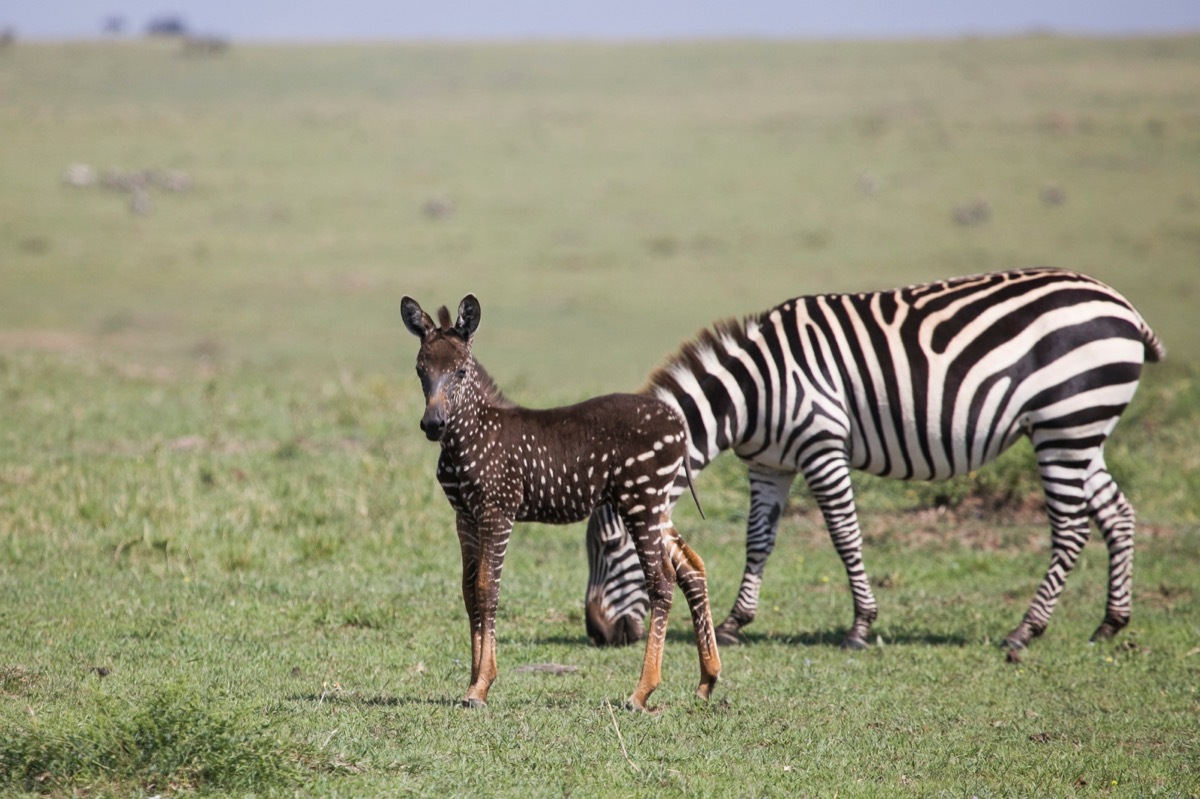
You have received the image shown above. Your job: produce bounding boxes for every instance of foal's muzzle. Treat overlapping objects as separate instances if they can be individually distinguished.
[420,403,447,441]
[420,417,445,441]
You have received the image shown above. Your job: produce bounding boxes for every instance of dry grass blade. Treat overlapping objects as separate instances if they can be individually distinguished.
[604,700,641,773]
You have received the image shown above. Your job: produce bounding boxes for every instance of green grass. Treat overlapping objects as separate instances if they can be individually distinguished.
[1,36,1199,797]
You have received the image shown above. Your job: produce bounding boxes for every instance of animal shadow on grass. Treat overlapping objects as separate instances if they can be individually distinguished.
[730,627,969,647]
[287,691,592,711]
[287,693,461,709]
[534,626,966,648]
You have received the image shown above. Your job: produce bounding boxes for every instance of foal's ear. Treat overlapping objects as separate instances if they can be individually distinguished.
[400,296,435,339]
[455,294,481,340]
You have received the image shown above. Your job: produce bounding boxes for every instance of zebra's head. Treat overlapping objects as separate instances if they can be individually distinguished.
[401,294,482,442]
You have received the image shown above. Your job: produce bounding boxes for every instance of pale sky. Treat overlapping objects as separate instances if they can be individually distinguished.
[6,0,1200,41]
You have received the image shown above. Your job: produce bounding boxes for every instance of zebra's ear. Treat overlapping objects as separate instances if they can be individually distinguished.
[400,296,435,339]
[456,294,481,340]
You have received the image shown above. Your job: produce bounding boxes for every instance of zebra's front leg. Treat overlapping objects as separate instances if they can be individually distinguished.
[462,512,513,708]
[715,466,795,645]
[807,451,877,650]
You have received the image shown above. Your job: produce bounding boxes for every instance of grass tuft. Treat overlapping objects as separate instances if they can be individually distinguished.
[0,684,315,795]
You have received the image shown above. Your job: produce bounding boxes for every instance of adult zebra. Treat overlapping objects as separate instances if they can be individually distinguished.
[585,267,1163,652]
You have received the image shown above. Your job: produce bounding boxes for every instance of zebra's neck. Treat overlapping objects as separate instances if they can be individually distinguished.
[643,317,758,469]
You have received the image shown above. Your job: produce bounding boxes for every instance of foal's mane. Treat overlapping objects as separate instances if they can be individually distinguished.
[435,305,515,409]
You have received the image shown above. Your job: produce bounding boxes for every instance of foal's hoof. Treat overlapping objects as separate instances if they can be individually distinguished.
[462,697,487,709]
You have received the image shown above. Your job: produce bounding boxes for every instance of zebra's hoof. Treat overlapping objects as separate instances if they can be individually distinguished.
[839,635,869,651]
[714,624,743,647]
[1001,634,1028,652]
[1090,618,1126,641]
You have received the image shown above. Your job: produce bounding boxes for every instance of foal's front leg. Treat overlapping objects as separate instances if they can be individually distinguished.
[463,510,514,708]
[455,513,483,694]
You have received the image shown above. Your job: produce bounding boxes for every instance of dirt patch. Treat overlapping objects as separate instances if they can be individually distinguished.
[0,664,41,696]
[784,501,1185,553]
[1138,582,1195,611]
[0,329,90,353]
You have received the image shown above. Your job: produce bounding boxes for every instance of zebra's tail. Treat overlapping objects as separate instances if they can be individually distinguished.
[1141,321,1166,363]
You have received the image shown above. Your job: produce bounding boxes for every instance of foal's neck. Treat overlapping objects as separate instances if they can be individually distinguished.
[443,359,514,451]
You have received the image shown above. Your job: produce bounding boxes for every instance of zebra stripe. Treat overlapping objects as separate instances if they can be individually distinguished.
[584,267,1162,652]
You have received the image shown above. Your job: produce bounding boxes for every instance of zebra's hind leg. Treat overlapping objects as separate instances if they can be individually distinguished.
[806,450,877,650]
[1084,461,1135,641]
[1003,440,1092,651]
[715,466,795,645]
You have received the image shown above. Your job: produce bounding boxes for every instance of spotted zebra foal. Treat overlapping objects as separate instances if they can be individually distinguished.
[401,293,720,710]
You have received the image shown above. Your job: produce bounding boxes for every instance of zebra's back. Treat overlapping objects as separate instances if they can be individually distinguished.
[657,267,1160,481]
[790,268,1157,479]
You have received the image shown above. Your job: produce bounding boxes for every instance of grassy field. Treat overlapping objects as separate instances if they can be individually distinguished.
[1,36,1199,797]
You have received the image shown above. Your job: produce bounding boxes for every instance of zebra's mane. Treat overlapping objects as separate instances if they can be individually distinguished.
[433,305,516,409]
[642,315,757,397]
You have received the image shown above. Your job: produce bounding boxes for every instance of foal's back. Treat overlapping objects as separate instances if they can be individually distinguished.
[478,394,687,525]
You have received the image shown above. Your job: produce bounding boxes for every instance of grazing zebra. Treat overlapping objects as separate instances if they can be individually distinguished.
[584,267,1163,653]
[401,294,720,710]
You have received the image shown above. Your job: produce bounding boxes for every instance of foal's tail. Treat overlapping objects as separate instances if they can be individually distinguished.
[684,454,705,520]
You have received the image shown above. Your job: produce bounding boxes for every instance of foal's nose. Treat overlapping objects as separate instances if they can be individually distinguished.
[420,414,446,441]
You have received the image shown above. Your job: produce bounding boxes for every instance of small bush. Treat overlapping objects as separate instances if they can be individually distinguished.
[0,683,310,795]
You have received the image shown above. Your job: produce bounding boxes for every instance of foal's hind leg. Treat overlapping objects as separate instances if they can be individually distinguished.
[620,506,675,712]
[1084,459,1136,641]
[665,527,721,700]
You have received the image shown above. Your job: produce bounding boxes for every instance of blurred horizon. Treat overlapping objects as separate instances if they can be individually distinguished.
[5,0,1200,42]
